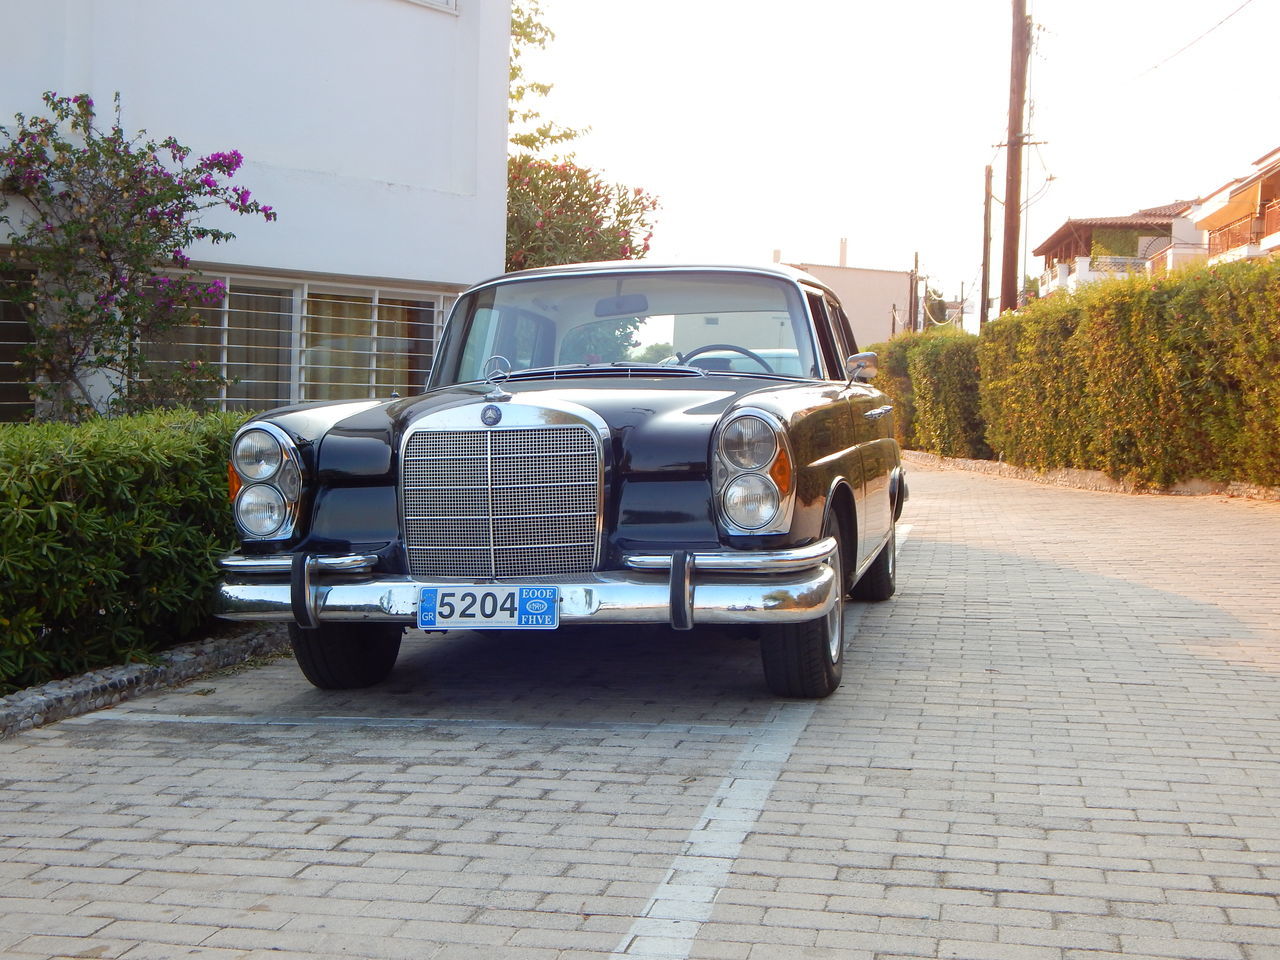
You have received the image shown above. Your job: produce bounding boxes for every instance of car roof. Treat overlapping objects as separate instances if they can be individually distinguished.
[465,260,839,300]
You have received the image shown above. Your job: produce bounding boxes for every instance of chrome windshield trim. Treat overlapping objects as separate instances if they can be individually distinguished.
[623,536,837,573]
[218,553,379,574]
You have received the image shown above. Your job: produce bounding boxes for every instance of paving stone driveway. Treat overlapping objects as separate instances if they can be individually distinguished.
[2,464,1279,960]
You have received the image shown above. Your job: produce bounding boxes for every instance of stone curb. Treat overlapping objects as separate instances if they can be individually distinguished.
[902,449,1280,501]
[0,624,289,740]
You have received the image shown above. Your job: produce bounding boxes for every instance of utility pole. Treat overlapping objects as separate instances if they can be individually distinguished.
[981,164,993,327]
[958,282,965,327]
[909,252,919,332]
[1000,0,1031,314]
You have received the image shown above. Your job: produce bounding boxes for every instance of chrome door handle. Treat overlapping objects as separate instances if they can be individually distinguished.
[864,405,893,421]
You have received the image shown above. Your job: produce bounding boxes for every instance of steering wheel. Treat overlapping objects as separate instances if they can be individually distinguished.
[678,343,775,373]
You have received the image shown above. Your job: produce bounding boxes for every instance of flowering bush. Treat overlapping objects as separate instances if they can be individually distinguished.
[0,92,277,420]
[506,154,658,271]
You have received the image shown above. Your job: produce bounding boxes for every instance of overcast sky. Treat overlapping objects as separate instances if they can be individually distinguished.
[520,0,1280,324]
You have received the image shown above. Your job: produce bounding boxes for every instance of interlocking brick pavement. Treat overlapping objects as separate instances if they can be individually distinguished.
[1,463,1278,959]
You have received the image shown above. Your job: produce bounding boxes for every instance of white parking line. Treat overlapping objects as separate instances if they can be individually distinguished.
[610,700,815,958]
[609,522,911,958]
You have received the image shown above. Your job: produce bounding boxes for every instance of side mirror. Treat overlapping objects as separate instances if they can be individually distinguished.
[846,351,878,384]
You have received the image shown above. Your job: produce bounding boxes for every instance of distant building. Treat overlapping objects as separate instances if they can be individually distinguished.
[0,0,509,420]
[1032,203,1205,297]
[783,243,911,348]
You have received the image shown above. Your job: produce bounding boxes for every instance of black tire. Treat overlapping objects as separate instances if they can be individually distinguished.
[852,522,896,602]
[288,622,403,690]
[760,513,845,698]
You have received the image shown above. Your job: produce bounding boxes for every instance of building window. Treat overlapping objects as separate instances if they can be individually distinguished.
[301,291,437,402]
[0,272,34,422]
[226,287,293,409]
[398,0,458,13]
[144,275,447,412]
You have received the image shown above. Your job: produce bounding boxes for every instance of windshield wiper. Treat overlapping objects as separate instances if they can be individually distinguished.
[502,362,708,380]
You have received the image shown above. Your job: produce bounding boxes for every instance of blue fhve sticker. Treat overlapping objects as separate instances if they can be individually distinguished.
[418,586,559,630]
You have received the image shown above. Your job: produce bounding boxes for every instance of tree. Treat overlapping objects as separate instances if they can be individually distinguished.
[508,0,583,154]
[506,1,658,272]
[506,156,657,271]
[632,341,674,363]
[0,92,276,420]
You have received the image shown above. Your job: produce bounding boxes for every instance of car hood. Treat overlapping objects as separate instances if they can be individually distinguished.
[262,376,784,481]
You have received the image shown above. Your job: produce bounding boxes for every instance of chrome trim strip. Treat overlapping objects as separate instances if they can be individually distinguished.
[623,536,837,573]
[218,553,379,574]
[214,563,837,627]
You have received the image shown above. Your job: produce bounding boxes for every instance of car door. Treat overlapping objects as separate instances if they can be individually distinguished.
[805,290,877,573]
[822,294,894,572]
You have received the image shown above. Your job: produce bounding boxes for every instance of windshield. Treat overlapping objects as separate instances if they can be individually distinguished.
[432,270,820,386]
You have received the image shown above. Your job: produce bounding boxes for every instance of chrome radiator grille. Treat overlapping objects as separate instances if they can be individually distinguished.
[402,425,600,579]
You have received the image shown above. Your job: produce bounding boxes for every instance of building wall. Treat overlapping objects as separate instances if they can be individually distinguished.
[0,0,508,285]
[787,263,912,349]
[0,0,509,417]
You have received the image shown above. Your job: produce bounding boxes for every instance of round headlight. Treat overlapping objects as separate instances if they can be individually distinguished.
[721,416,777,470]
[723,474,780,529]
[277,459,302,501]
[236,483,287,537]
[233,429,283,481]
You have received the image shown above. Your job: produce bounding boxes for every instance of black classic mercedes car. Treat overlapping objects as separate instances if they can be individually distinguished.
[216,262,905,698]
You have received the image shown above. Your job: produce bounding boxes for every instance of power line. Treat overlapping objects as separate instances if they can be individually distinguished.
[1139,0,1258,76]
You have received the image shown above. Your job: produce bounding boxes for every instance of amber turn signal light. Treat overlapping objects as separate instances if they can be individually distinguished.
[769,443,793,496]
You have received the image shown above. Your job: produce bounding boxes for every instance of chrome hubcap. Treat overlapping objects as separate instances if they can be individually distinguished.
[825,539,843,662]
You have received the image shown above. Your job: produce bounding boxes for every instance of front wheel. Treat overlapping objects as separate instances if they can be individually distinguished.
[851,522,896,601]
[760,513,845,698]
[289,622,403,689]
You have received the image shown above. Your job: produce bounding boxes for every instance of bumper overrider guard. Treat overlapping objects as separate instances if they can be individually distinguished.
[214,536,839,631]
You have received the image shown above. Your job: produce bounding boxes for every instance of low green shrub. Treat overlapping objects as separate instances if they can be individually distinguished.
[907,330,990,460]
[0,410,245,693]
[866,332,917,450]
[869,328,988,459]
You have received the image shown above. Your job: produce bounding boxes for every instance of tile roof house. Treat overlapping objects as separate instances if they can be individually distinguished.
[1032,203,1205,296]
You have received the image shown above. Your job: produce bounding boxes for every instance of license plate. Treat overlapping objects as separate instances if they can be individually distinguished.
[417,586,559,630]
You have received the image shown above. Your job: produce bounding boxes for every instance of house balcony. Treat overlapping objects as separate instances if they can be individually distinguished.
[1146,240,1209,276]
[1039,255,1148,296]
[1207,213,1261,261]
[1265,199,1280,237]
[1258,199,1280,256]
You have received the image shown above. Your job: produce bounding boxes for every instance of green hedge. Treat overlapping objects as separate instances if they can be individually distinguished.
[0,410,245,693]
[980,258,1280,487]
[866,333,917,450]
[868,328,988,459]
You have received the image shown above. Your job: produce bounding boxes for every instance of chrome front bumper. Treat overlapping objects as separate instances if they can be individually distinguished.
[214,537,838,631]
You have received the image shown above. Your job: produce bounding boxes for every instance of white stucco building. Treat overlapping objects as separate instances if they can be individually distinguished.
[0,0,509,419]
[784,261,912,350]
